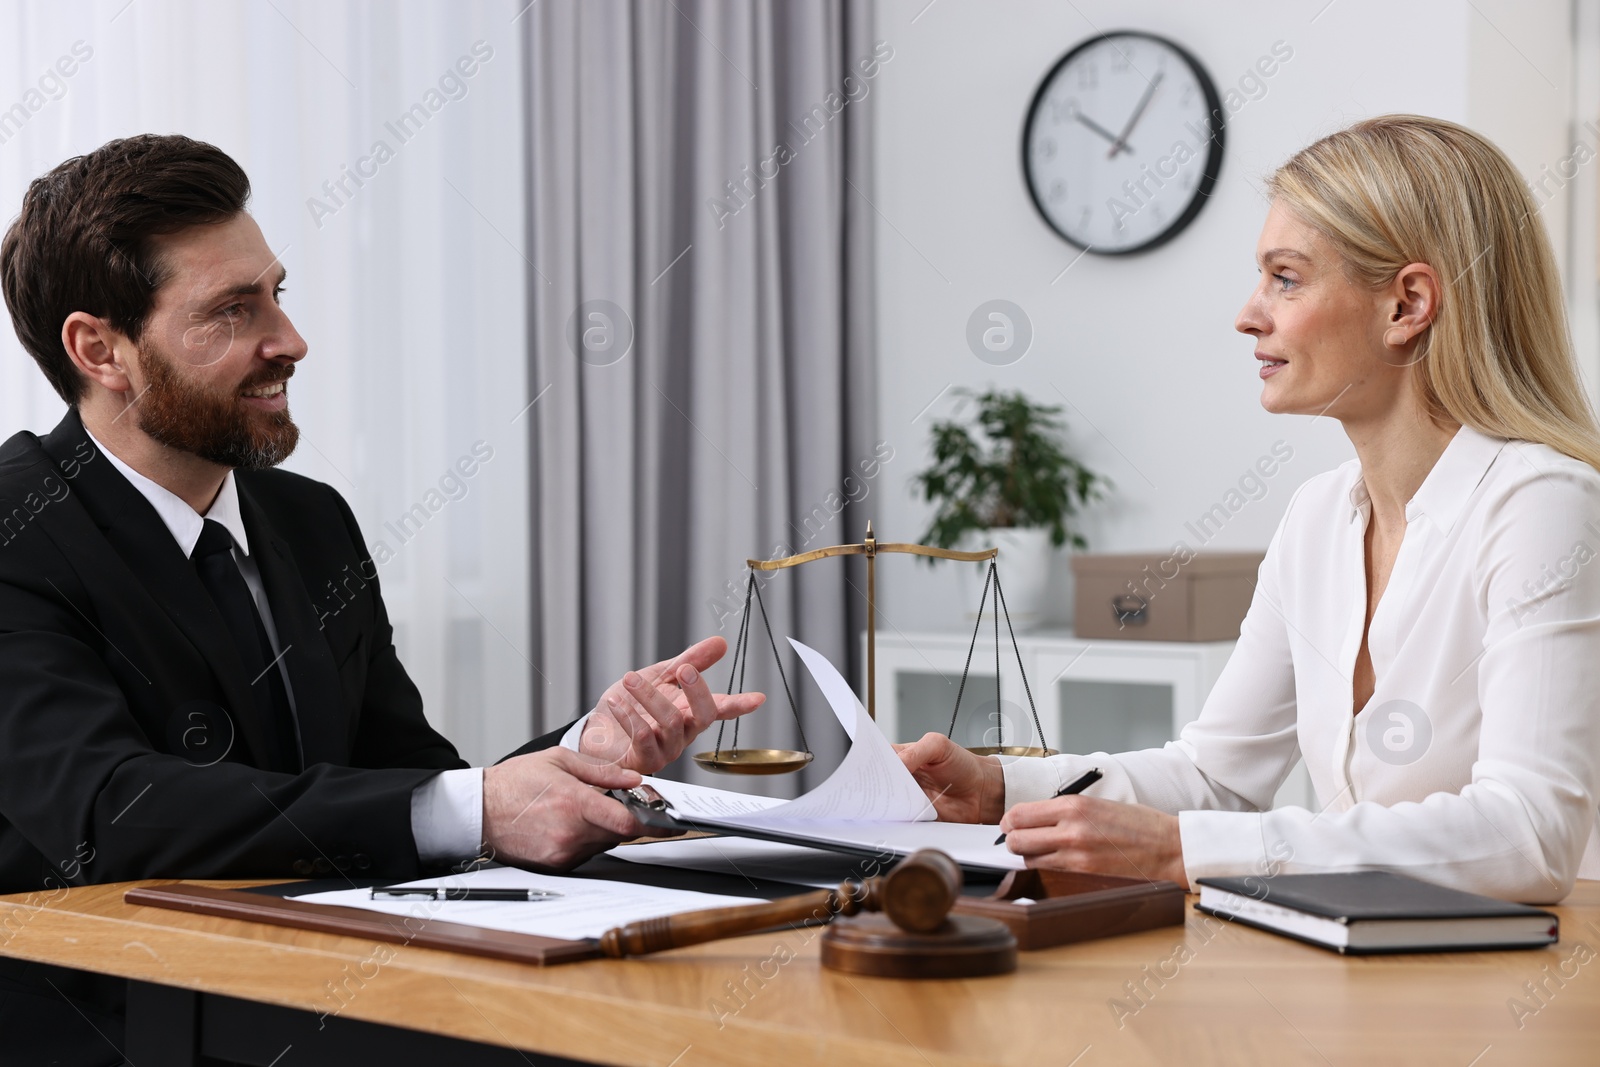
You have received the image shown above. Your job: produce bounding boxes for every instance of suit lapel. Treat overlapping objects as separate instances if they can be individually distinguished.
[237,481,348,767]
[38,411,283,770]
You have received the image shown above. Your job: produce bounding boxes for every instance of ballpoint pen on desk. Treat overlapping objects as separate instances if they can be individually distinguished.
[370,887,565,901]
[994,767,1102,846]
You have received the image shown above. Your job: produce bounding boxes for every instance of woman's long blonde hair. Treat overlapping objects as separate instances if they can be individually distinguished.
[1268,114,1600,471]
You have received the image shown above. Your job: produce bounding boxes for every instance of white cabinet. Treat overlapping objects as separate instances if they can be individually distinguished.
[865,628,1312,809]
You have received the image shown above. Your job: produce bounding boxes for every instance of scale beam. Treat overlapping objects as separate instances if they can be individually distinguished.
[747,542,998,570]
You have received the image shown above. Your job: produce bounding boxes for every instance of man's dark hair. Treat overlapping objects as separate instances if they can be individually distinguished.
[0,134,251,405]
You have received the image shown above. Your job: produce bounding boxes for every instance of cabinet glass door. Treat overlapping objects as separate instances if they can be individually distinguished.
[893,670,1045,748]
[1057,679,1175,755]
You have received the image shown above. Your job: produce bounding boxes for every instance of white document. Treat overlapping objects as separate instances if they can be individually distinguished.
[292,865,755,941]
[642,639,933,825]
[638,640,1024,872]
[711,820,1025,872]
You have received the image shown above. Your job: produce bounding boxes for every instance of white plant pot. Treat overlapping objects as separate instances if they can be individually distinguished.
[956,527,1056,632]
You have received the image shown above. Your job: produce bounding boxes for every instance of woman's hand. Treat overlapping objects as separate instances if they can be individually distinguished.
[895,732,1005,823]
[578,636,765,774]
[1000,795,1189,888]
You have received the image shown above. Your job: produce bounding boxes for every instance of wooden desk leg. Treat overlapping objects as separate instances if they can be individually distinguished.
[126,981,202,1066]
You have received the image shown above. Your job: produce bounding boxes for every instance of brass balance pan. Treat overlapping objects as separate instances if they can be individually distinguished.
[964,746,1059,758]
[692,748,816,775]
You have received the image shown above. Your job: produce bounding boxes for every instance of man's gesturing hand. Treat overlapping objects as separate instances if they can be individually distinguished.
[579,636,765,774]
[1000,794,1188,888]
[895,732,1005,824]
[481,748,649,870]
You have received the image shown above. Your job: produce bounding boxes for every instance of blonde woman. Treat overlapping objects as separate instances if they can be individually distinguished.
[899,115,1600,903]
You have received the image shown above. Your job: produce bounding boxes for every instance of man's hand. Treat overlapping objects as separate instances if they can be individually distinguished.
[895,732,1005,824]
[481,748,653,870]
[999,795,1188,888]
[579,636,765,774]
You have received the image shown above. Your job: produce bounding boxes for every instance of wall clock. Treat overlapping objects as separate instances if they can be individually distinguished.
[1022,31,1225,255]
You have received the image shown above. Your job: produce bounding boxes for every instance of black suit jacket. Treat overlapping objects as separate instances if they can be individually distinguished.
[0,412,575,1063]
[0,410,568,897]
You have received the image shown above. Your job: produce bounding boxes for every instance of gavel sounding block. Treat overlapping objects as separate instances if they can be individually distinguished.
[952,868,1187,951]
[818,849,1017,978]
[820,913,1018,978]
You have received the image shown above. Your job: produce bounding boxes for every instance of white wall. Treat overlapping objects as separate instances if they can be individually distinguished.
[869,0,1581,634]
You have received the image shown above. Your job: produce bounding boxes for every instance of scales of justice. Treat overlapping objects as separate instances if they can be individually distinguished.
[697,521,1057,775]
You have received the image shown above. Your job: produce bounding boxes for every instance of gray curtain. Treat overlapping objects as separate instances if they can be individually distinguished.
[523,0,879,790]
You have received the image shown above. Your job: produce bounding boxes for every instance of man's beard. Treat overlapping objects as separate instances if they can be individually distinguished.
[134,340,299,471]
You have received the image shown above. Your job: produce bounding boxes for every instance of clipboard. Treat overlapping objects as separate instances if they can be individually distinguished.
[610,786,1015,877]
[124,856,815,968]
[125,882,603,965]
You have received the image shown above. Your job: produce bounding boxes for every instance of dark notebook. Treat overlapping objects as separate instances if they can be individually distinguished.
[1195,870,1559,955]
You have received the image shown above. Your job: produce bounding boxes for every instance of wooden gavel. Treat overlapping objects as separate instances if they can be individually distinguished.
[599,848,963,958]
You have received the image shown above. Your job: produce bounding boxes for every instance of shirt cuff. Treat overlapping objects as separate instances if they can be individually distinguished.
[1178,808,1267,888]
[558,712,590,752]
[998,755,1088,806]
[410,767,485,864]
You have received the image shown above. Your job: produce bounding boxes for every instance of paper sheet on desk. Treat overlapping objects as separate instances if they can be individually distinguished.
[291,866,755,941]
[641,638,933,824]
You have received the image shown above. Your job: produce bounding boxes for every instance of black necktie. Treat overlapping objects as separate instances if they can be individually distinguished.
[192,519,300,772]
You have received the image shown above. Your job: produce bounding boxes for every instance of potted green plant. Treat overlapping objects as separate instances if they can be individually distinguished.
[914,388,1108,628]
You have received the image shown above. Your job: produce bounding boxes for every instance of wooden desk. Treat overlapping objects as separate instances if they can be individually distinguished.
[3,878,1598,1066]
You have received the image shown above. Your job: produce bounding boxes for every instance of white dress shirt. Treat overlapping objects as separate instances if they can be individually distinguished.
[1003,425,1600,902]
[85,429,491,863]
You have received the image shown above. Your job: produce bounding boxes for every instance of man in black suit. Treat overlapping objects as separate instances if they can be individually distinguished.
[0,134,761,1065]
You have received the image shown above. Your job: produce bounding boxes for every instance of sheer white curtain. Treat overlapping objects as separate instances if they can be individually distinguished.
[0,0,533,765]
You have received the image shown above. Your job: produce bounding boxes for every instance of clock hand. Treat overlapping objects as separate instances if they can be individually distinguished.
[1073,111,1129,151]
[1108,71,1164,159]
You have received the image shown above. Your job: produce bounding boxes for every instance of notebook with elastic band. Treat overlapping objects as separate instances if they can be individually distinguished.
[1195,870,1559,955]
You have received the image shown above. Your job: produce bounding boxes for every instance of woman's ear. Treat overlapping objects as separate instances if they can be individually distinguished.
[1383,262,1441,350]
[61,311,134,395]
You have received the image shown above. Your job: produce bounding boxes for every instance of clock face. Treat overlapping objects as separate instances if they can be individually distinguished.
[1022,32,1224,255]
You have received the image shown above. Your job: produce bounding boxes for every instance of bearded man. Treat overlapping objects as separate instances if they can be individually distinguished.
[0,134,760,1066]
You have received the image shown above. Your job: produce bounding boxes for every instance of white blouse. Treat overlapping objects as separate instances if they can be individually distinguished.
[1002,425,1600,903]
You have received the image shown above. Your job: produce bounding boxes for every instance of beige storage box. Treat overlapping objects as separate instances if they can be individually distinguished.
[1071,551,1265,641]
